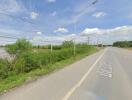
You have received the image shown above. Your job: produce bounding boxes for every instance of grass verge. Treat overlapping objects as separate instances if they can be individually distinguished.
[0,47,98,94]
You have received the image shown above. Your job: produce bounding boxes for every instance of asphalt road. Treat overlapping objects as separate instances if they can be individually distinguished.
[0,47,132,100]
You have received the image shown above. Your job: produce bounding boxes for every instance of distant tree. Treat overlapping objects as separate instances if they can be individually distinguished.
[62,41,74,48]
[113,41,131,48]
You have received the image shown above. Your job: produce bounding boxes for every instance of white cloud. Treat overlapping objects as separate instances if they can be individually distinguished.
[0,0,23,13]
[47,0,56,3]
[31,26,132,45]
[80,26,132,44]
[92,12,106,18]
[81,26,132,36]
[0,28,26,45]
[36,31,42,35]
[32,33,84,45]
[81,28,103,36]
[30,12,39,20]
[54,28,69,33]
[0,28,21,35]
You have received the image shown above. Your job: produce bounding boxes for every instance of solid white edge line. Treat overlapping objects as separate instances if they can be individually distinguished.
[62,49,107,100]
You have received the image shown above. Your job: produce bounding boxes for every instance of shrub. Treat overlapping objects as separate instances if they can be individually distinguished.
[13,57,26,73]
[6,39,32,54]
[4,40,96,77]
[14,52,41,73]
[62,41,74,48]
[0,59,10,80]
[12,48,74,73]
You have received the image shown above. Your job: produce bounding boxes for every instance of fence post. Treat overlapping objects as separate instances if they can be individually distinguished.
[50,43,53,53]
[73,40,76,56]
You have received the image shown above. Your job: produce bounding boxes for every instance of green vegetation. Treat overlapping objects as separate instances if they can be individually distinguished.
[6,39,32,54]
[0,59,10,80]
[113,41,132,48]
[0,39,98,94]
[62,40,74,48]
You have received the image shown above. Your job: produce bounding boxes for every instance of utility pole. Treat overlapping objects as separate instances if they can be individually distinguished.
[97,39,98,47]
[50,43,53,53]
[73,23,76,56]
[87,36,90,45]
[73,39,76,56]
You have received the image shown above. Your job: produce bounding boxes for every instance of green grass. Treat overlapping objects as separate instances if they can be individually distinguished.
[0,47,98,94]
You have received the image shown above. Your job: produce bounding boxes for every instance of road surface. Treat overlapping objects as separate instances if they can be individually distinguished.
[0,47,132,100]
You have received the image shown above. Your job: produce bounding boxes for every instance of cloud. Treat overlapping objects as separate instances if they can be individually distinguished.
[81,28,103,36]
[0,28,22,36]
[92,12,106,18]
[0,0,23,13]
[50,11,57,16]
[36,31,42,35]
[54,28,69,33]
[30,12,39,20]
[32,26,132,45]
[81,26,132,36]
[0,0,28,22]
[80,25,132,44]
[47,0,56,3]
[0,28,26,45]
[32,33,83,45]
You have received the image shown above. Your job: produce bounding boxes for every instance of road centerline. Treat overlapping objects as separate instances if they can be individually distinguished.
[62,49,107,100]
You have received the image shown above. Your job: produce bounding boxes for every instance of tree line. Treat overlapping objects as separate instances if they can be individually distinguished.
[113,41,132,48]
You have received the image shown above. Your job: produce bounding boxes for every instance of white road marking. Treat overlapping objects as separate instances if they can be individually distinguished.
[62,49,107,100]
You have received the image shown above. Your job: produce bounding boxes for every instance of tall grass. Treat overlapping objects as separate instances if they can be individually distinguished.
[1,44,96,79]
[0,59,10,80]
[0,40,97,93]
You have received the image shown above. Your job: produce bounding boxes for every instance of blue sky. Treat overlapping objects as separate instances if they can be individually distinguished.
[0,0,132,45]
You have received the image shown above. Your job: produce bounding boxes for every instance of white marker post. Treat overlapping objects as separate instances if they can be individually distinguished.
[50,43,53,53]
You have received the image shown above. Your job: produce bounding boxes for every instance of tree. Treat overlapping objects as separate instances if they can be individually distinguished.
[6,39,32,54]
[113,41,130,48]
[62,41,74,48]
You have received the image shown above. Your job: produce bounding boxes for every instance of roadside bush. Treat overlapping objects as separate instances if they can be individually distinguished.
[33,52,51,66]
[13,52,41,73]
[12,48,74,73]
[0,59,10,80]
[6,39,32,54]
[6,44,18,54]
[3,40,97,78]
[12,57,26,73]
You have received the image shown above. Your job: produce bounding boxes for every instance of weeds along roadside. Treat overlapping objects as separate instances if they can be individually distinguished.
[0,39,97,94]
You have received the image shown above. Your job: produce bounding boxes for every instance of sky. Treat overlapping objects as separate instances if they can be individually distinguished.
[0,0,132,45]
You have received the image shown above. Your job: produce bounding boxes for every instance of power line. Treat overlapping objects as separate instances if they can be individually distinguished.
[92,0,98,4]
[0,35,18,39]
[0,12,35,25]
[76,0,98,16]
